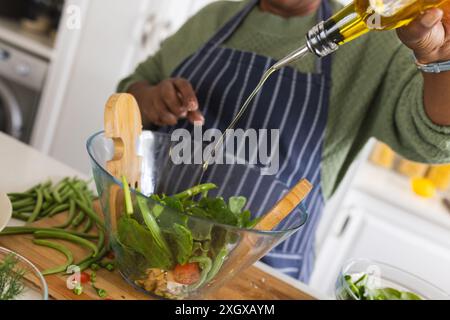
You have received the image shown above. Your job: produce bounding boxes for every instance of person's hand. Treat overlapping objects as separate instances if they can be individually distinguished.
[397,5,450,64]
[128,78,203,127]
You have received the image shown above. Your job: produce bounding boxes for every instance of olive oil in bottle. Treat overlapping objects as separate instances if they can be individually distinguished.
[273,0,449,68]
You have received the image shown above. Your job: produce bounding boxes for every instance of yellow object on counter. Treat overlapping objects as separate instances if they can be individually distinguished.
[397,159,429,178]
[370,142,396,169]
[426,164,450,191]
[411,178,436,198]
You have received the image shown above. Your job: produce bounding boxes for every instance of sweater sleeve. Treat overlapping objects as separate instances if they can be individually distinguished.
[117,0,245,92]
[368,44,450,164]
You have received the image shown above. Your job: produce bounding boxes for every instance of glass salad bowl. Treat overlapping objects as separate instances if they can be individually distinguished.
[0,247,49,300]
[335,259,449,300]
[87,130,307,299]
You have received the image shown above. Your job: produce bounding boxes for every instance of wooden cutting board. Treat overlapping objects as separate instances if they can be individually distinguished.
[0,203,314,300]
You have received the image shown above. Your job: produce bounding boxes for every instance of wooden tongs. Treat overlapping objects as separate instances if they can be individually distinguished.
[104,93,142,232]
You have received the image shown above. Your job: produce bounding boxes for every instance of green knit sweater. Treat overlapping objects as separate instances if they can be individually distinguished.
[118,0,450,200]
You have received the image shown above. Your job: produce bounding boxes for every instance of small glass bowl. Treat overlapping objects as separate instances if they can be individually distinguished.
[335,258,449,300]
[0,247,49,300]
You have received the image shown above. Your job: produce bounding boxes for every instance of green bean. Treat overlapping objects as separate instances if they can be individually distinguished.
[0,227,98,239]
[32,239,74,275]
[34,230,98,258]
[52,189,63,204]
[42,188,53,202]
[76,230,106,271]
[11,198,35,210]
[77,241,107,272]
[72,211,86,228]
[40,202,58,217]
[7,192,34,199]
[60,190,74,203]
[74,199,105,230]
[48,204,70,217]
[55,200,77,229]
[27,188,44,223]
[81,217,93,233]
[14,205,35,213]
[12,212,31,221]
[68,181,87,202]
[173,183,218,199]
[53,178,68,192]
[41,202,51,210]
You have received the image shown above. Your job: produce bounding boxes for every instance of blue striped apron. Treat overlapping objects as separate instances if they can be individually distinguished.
[157,0,333,283]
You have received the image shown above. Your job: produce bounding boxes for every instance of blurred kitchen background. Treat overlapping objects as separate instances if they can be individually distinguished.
[0,0,449,298]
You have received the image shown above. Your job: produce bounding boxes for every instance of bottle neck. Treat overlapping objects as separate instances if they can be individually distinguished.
[271,20,341,70]
[305,21,340,57]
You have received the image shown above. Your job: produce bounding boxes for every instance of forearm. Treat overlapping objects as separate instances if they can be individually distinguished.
[423,71,450,126]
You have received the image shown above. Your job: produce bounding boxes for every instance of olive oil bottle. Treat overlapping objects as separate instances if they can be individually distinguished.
[273,0,449,68]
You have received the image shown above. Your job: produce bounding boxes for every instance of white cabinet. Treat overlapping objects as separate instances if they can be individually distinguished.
[310,189,450,297]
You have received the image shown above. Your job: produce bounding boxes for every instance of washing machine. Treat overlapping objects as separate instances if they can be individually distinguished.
[0,40,48,143]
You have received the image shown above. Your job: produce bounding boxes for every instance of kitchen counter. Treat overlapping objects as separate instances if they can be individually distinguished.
[352,162,450,230]
[0,132,326,300]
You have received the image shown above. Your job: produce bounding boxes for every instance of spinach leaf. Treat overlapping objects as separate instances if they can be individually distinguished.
[137,195,172,256]
[164,223,193,265]
[118,217,173,270]
[229,196,246,215]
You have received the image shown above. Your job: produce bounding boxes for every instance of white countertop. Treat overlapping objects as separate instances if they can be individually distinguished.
[0,132,326,300]
[0,132,84,194]
[352,162,450,230]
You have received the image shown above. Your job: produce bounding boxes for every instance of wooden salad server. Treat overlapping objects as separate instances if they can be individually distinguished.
[104,93,143,232]
[220,179,313,275]
[255,178,312,231]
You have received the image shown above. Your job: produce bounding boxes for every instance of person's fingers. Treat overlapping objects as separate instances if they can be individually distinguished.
[159,80,186,116]
[156,98,179,126]
[187,110,205,125]
[145,93,177,126]
[172,78,199,112]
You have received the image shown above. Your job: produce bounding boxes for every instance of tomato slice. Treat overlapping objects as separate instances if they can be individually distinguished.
[173,263,201,285]
[80,272,90,284]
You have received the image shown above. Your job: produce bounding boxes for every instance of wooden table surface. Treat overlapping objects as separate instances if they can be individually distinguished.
[0,208,315,300]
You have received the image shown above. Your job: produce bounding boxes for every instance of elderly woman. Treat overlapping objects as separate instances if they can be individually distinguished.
[118,0,450,283]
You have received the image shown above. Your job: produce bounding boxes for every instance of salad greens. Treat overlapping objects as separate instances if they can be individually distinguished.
[340,273,423,300]
[116,181,260,298]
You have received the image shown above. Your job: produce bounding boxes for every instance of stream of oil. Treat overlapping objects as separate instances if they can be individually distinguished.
[197,66,278,184]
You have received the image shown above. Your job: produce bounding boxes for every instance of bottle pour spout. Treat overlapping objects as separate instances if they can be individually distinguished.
[271,21,340,70]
